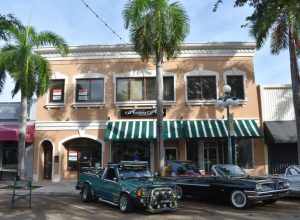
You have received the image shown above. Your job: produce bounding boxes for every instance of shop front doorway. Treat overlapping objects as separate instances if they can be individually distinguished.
[63,138,102,180]
[204,145,219,172]
[42,141,53,180]
[187,140,226,173]
[165,148,177,161]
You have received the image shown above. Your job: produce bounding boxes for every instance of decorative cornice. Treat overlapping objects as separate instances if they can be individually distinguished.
[36,42,256,60]
[35,120,107,130]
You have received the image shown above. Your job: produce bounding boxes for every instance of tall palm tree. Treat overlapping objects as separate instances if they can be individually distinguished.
[0,23,68,179]
[215,0,300,163]
[123,0,189,174]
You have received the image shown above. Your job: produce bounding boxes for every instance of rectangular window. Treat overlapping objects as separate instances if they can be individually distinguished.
[49,79,65,103]
[236,139,253,169]
[76,78,104,103]
[226,75,245,100]
[116,76,175,102]
[187,76,217,100]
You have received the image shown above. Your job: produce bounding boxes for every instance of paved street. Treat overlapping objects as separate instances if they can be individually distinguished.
[0,192,299,220]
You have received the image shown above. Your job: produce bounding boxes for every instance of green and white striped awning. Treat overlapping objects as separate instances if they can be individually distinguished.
[183,119,261,138]
[104,120,182,141]
[104,119,261,141]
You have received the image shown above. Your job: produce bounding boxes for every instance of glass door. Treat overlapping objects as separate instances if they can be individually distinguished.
[204,145,219,172]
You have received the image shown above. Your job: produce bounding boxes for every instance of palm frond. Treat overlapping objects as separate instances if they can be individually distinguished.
[271,15,288,54]
[34,31,69,55]
[0,14,23,41]
[123,0,189,61]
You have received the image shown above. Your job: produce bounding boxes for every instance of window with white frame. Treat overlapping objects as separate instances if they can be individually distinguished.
[226,75,245,100]
[75,78,104,103]
[116,76,175,102]
[49,79,65,103]
[187,75,217,101]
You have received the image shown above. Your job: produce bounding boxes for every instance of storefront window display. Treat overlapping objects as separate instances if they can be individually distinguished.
[111,141,150,163]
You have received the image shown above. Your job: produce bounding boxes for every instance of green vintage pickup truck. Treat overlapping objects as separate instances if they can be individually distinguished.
[76,161,181,213]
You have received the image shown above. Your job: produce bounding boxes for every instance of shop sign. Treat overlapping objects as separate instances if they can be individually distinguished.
[120,109,166,117]
[78,88,88,101]
[68,151,78,161]
[52,89,62,100]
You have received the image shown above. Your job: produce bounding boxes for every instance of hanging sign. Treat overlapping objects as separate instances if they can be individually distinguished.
[120,109,166,118]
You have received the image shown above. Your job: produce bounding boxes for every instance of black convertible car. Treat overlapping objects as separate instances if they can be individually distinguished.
[163,164,289,209]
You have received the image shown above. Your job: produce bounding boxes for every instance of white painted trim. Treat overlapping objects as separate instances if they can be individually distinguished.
[35,120,107,130]
[223,68,248,102]
[184,68,219,105]
[73,73,106,105]
[46,72,68,107]
[113,70,176,105]
[36,43,256,60]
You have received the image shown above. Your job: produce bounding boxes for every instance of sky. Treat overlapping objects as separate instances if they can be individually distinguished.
[0,0,291,102]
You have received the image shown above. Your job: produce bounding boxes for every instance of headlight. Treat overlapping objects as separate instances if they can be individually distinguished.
[283,182,290,188]
[136,188,144,198]
[256,183,263,191]
[176,186,183,199]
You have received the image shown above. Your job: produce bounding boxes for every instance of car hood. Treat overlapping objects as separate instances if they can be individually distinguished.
[120,178,174,191]
[231,175,285,184]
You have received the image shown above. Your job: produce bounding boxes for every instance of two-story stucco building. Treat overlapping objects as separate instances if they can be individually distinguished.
[33,43,266,182]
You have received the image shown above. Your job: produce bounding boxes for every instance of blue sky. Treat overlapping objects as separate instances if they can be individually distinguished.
[0,0,291,102]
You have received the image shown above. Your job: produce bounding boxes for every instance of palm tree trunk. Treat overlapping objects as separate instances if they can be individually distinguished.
[17,94,28,179]
[156,58,165,175]
[288,26,300,164]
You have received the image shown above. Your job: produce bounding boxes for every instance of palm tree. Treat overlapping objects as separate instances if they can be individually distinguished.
[215,0,300,163]
[123,0,189,174]
[0,23,68,179]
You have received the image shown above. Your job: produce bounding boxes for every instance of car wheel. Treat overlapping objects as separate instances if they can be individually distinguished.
[81,184,92,202]
[119,194,133,213]
[263,199,277,205]
[230,190,249,209]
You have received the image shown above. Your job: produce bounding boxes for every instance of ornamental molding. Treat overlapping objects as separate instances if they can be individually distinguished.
[35,120,107,130]
[36,42,256,60]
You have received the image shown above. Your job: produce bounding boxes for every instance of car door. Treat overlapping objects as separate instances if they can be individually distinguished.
[102,167,121,203]
[286,167,300,192]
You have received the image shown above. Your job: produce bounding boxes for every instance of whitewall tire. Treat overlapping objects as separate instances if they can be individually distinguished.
[230,190,248,209]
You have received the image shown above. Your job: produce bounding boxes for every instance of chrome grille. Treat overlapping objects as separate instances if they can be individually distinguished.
[261,182,276,191]
[149,187,177,210]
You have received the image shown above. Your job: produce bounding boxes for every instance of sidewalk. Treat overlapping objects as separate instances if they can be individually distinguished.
[0,180,78,196]
[33,180,78,196]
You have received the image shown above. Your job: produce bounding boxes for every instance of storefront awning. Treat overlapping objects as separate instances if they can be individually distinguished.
[0,122,35,144]
[183,119,261,138]
[104,120,182,141]
[104,119,261,141]
[264,121,296,144]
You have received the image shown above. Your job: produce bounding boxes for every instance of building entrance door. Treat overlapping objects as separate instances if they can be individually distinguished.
[42,141,53,180]
[203,144,219,172]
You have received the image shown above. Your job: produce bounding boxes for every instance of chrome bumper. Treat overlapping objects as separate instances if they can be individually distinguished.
[245,189,289,200]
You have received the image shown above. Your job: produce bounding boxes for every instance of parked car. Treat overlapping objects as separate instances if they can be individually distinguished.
[165,160,201,177]
[281,165,300,197]
[76,161,181,213]
[163,164,289,209]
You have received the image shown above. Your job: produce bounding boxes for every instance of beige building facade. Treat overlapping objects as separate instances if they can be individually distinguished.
[33,43,266,182]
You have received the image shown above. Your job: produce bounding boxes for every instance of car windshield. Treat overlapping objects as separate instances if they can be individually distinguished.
[288,166,300,175]
[214,165,246,177]
[119,165,152,179]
